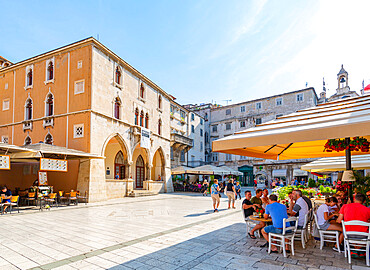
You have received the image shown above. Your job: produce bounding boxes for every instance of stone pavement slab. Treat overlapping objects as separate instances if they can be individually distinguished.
[0,193,368,269]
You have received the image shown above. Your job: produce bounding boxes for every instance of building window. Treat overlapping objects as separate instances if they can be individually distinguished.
[1,136,9,144]
[297,93,303,102]
[45,133,53,145]
[241,106,246,112]
[158,119,162,135]
[226,122,231,130]
[240,155,247,160]
[226,109,231,115]
[140,110,144,127]
[115,67,122,85]
[135,108,139,125]
[73,124,84,138]
[276,114,283,119]
[276,97,283,106]
[205,113,208,120]
[256,102,262,109]
[47,61,54,81]
[25,98,32,120]
[212,125,217,132]
[158,95,162,109]
[74,80,84,95]
[77,60,83,69]
[191,125,195,133]
[240,121,246,128]
[114,98,121,119]
[200,118,203,125]
[191,113,194,121]
[26,68,33,87]
[205,132,209,143]
[140,83,145,99]
[45,93,54,117]
[256,118,262,125]
[212,153,218,162]
[2,99,9,111]
[170,105,174,113]
[200,142,203,151]
[24,136,32,145]
[5,83,8,90]
[200,128,203,137]
[180,110,185,119]
[226,154,232,161]
[145,113,149,128]
[180,150,185,162]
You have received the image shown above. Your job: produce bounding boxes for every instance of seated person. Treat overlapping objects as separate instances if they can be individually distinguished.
[251,189,263,208]
[337,193,370,233]
[261,194,290,252]
[316,197,343,251]
[261,189,269,209]
[0,186,12,213]
[243,190,264,239]
[288,190,309,229]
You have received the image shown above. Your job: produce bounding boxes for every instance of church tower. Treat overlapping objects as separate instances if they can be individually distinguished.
[336,64,350,95]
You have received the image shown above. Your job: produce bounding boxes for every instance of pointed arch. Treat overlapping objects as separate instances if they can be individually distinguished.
[47,61,54,80]
[158,95,162,109]
[158,118,162,135]
[24,135,32,145]
[27,68,33,86]
[101,133,131,161]
[140,83,145,99]
[135,108,139,125]
[114,97,121,119]
[25,97,33,120]
[115,66,122,85]
[45,133,53,145]
[145,113,149,129]
[151,146,166,181]
[140,110,144,127]
[45,92,54,117]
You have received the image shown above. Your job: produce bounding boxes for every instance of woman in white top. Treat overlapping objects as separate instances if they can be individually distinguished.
[316,197,343,251]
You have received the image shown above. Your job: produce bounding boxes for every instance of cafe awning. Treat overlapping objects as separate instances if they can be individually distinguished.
[212,95,370,160]
[301,154,370,172]
[218,166,243,176]
[171,165,191,175]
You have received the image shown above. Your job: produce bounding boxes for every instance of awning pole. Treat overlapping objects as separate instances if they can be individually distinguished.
[345,137,353,202]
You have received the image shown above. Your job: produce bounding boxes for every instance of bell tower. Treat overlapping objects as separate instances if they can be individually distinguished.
[336,64,350,95]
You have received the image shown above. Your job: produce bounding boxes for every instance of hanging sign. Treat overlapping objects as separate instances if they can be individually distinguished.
[0,155,10,170]
[38,171,48,185]
[141,127,150,149]
[40,158,68,172]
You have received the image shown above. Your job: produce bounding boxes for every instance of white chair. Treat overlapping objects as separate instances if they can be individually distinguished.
[268,216,298,257]
[341,220,370,266]
[313,213,341,253]
[295,212,310,248]
[243,212,261,238]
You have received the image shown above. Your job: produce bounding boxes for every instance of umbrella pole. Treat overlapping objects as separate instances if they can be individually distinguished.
[345,137,353,201]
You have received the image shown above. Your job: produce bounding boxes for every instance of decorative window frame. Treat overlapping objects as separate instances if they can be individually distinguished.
[296,93,304,102]
[276,97,283,106]
[24,96,33,121]
[256,102,262,110]
[24,135,32,145]
[113,64,123,90]
[44,131,53,145]
[240,106,246,112]
[74,80,85,95]
[44,57,55,85]
[157,94,163,112]
[73,124,84,138]
[24,64,34,90]
[138,81,146,102]
[2,99,10,111]
[77,60,83,69]
[113,97,122,120]
[44,90,54,117]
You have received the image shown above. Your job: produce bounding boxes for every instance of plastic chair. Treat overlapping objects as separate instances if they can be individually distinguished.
[77,191,88,205]
[25,192,36,206]
[268,216,298,257]
[58,191,68,205]
[313,213,341,253]
[341,220,370,266]
[44,193,58,208]
[6,195,19,213]
[295,212,310,248]
[69,191,78,205]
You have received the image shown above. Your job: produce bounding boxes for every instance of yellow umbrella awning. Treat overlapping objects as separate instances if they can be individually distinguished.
[212,95,370,160]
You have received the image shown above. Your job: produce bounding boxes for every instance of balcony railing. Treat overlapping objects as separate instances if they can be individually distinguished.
[43,117,54,128]
[171,133,193,147]
[23,121,33,131]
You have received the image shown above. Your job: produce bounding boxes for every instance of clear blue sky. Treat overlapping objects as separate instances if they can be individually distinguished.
[2,0,370,105]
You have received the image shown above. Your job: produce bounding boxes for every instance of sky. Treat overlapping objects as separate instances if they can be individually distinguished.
[1,0,370,106]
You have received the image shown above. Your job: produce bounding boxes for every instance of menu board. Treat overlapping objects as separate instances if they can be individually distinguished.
[40,158,68,172]
[0,155,10,170]
[38,171,48,185]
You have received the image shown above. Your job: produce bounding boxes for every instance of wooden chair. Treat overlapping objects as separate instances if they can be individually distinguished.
[77,191,88,205]
[69,191,78,205]
[268,216,298,257]
[25,192,36,206]
[44,193,58,208]
[342,220,370,266]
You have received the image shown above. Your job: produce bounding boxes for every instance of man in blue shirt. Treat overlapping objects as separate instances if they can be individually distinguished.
[211,179,220,212]
[261,194,290,253]
[0,186,12,213]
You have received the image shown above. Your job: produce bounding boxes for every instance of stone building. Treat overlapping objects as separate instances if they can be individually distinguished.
[0,37,200,201]
[186,88,319,185]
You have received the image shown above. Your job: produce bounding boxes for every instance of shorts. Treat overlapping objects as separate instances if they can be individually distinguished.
[211,194,220,204]
[226,191,235,202]
[264,225,283,234]
[319,221,331,231]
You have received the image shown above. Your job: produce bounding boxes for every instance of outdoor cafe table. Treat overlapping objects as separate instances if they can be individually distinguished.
[249,215,272,223]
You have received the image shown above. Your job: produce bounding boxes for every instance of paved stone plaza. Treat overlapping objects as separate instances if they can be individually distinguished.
[0,193,368,270]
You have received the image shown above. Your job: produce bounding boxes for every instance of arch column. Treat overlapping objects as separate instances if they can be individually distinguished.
[127,161,133,179]
[147,164,153,181]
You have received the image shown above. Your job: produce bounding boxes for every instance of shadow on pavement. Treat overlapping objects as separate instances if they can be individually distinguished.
[184,208,228,217]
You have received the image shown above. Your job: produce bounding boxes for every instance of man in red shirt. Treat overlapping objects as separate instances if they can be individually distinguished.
[337,193,370,232]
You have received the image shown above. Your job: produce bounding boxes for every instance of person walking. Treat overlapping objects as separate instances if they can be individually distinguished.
[235,181,241,200]
[211,179,220,212]
[226,179,236,209]
[202,180,209,196]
